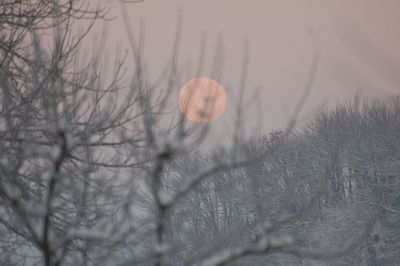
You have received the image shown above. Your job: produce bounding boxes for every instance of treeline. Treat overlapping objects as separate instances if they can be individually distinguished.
[164,96,400,265]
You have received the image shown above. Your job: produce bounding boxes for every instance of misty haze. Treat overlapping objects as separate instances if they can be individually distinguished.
[0,1,399,265]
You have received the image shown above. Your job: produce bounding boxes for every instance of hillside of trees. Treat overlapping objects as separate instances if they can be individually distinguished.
[166,96,400,265]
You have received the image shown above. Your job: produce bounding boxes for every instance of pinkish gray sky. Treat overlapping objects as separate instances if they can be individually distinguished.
[85,0,400,139]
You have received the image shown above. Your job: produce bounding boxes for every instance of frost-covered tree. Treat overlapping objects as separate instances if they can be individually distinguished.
[301,96,400,265]
[0,1,390,266]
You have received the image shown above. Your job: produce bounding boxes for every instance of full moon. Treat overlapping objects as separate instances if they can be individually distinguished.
[178,78,227,123]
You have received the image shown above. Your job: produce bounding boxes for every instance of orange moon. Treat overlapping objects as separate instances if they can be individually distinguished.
[178,78,227,123]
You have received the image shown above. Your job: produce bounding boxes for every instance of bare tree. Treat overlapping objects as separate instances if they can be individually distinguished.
[0,1,388,266]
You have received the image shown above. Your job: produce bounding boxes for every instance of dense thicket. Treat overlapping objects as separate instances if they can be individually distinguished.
[168,96,400,265]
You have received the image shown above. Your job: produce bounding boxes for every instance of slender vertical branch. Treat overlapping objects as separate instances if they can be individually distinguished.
[42,130,68,266]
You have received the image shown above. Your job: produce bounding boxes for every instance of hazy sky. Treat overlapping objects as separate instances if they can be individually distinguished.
[88,0,400,140]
